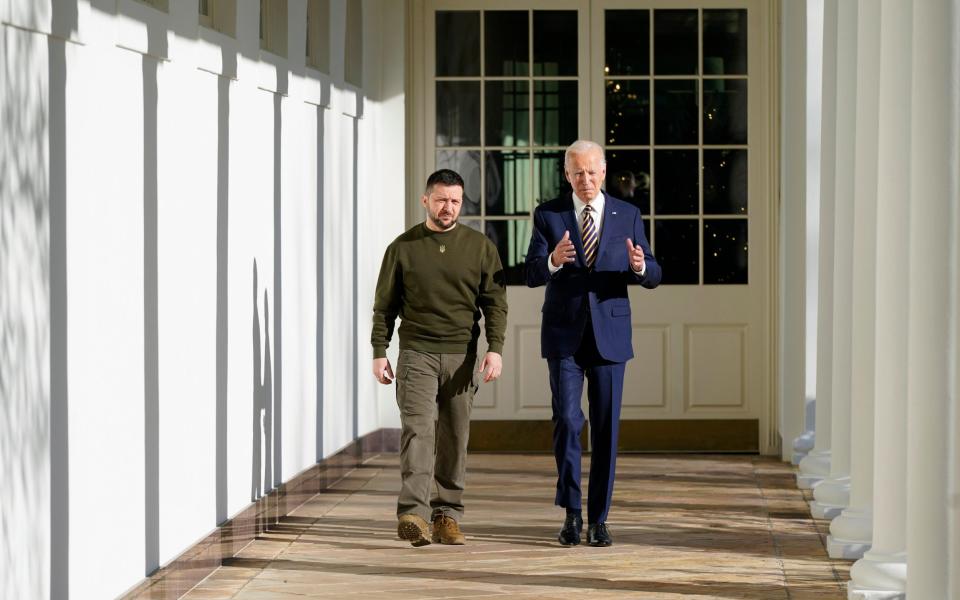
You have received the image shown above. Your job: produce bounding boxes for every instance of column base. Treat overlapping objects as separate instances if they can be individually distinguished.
[791,430,815,465]
[827,534,870,559]
[797,450,831,489]
[848,551,907,599]
[831,507,872,542]
[848,587,905,600]
[810,476,850,519]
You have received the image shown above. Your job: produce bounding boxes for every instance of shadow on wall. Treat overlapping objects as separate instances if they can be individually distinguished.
[0,4,65,598]
[251,260,274,502]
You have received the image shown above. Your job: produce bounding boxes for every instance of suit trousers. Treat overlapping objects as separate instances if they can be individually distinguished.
[547,319,625,524]
[395,349,477,523]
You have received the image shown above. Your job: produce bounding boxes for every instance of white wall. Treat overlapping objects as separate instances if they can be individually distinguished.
[0,0,406,597]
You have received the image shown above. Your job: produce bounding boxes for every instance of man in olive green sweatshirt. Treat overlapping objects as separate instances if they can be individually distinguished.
[371,169,508,547]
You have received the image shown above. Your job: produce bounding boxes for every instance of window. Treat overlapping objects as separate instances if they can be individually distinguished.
[260,0,289,57]
[344,0,363,86]
[604,8,749,284]
[198,0,236,37]
[433,9,579,284]
[306,0,330,72]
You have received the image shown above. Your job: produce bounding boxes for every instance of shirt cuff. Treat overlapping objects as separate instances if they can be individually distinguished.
[631,263,646,276]
[548,258,562,274]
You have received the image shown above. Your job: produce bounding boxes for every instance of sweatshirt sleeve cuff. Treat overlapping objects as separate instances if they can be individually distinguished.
[486,342,504,355]
[373,346,388,359]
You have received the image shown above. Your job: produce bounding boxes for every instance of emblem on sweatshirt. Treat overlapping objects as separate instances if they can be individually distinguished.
[439,244,446,253]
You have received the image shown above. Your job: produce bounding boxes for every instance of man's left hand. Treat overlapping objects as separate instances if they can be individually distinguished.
[478,352,503,383]
[626,238,645,273]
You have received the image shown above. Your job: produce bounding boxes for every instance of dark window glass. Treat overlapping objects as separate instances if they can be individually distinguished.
[704,219,748,284]
[654,150,698,215]
[703,149,747,214]
[642,218,651,242]
[435,150,481,216]
[654,79,698,145]
[436,11,480,76]
[533,151,570,205]
[486,220,532,285]
[436,81,480,147]
[534,80,578,146]
[533,11,577,76]
[703,9,747,75]
[485,11,528,76]
[605,149,650,215]
[703,79,747,144]
[486,81,529,147]
[605,10,649,75]
[606,79,649,145]
[654,10,698,74]
[485,151,532,216]
[655,219,699,284]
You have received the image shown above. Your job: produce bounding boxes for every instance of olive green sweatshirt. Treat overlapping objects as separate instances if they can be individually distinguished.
[371,223,507,358]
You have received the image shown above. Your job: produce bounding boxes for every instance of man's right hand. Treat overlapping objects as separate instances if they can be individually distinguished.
[373,357,395,384]
[551,230,576,267]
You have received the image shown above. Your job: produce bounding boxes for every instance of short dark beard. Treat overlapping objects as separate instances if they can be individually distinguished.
[427,212,458,231]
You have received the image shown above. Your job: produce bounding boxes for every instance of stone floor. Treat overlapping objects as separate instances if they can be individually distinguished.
[182,453,850,599]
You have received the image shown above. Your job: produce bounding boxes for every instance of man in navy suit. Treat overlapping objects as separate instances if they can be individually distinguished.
[526,140,661,546]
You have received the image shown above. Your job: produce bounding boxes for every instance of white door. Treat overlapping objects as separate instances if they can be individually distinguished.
[414,0,778,453]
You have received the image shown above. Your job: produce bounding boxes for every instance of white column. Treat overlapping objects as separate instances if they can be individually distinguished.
[826,0,880,560]
[905,1,954,597]
[798,0,838,488]
[780,0,809,464]
[848,0,911,594]
[947,5,960,597]
[795,0,825,466]
[810,0,856,519]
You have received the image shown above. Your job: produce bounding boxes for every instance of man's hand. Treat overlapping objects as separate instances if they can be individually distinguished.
[373,357,395,384]
[626,238,645,273]
[478,352,503,383]
[551,230,576,267]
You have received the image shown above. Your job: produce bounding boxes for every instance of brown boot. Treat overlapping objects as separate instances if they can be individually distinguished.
[397,514,431,547]
[431,514,466,545]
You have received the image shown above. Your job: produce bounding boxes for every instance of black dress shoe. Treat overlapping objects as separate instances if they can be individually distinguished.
[558,513,583,546]
[587,522,612,547]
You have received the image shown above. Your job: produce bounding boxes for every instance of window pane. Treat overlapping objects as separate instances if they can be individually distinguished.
[534,80,577,147]
[436,11,480,76]
[486,220,532,285]
[655,219,699,284]
[533,11,577,76]
[654,10,698,75]
[486,81,529,147]
[703,9,747,75]
[533,151,570,205]
[654,150,698,215]
[703,79,748,145]
[461,219,483,232]
[654,79,698,145]
[435,150,482,216]
[606,79,649,145]
[703,149,747,214]
[605,10,649,75]
[485,11,528,76]
[704,219,748,284]
[605,149,650,215]
[436,81,480,147]
[485,151,532,216]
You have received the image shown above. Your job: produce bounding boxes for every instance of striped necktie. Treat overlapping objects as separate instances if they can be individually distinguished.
[582,205,598,267]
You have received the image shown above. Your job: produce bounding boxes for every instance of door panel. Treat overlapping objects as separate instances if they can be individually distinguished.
[422,0,776,453]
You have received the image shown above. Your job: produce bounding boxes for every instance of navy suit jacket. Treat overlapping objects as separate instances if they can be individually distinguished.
[525,193,661,362]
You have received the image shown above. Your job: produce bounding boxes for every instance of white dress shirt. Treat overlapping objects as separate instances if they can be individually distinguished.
[546,193,646,276]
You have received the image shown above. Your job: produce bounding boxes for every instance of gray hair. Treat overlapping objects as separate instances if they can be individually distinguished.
[564,140,606,167]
